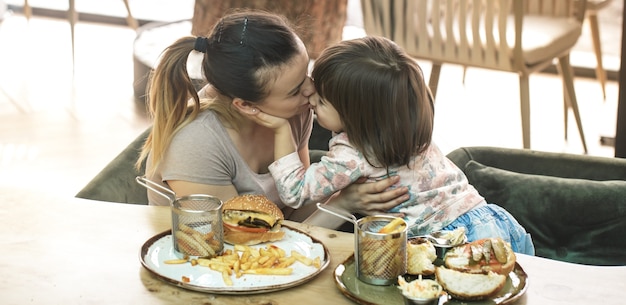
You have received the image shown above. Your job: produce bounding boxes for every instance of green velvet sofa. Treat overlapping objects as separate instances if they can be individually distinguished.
[446,146,626,266]
[76,130,626,266]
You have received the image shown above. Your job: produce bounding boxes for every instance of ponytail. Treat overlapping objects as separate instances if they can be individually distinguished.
[136,36,205,173]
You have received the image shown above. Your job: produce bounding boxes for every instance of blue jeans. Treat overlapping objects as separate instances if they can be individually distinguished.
[442,203,535,255]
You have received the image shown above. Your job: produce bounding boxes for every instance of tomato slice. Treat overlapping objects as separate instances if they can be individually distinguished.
[223,222,268,233]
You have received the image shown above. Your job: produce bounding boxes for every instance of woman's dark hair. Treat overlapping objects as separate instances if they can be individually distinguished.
[312,36,435,169]
[138,9,301,172]
[203,10,300,101]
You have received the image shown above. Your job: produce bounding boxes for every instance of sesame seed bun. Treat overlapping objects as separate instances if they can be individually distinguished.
[223,194,284,220]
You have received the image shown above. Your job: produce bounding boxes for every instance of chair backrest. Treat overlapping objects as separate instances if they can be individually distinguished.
[360,0,586,72]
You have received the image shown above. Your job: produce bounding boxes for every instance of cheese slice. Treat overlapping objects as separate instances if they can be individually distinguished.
[223,210,278,228]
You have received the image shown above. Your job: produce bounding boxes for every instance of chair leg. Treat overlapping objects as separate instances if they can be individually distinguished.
[122,0,139,30]
[558,54,588,154]
[588,11,607,100]
[462,65,467,84]
[1,86,27,113]
[429,62,442,100]
[23,0,31,19]
[518,74,531,149]
[558,69,568,141]
[68,0,77,73]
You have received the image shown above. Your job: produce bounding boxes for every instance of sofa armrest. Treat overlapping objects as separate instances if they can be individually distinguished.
[447,146,626,181]
[75,128,151,205]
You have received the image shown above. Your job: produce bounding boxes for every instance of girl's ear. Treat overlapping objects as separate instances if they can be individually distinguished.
[232,98,258,115]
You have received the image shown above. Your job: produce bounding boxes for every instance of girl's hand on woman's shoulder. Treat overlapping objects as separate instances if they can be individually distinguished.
[330,176,409,217]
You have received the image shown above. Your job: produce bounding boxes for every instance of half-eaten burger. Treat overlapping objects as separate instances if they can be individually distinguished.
[222,194,285,245]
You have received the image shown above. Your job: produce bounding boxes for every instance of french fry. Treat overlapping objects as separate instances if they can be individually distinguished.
[191,232,216,256]
[291,250,313,266]
[165,242,322,285]
[240,250,251,263]
[175,231,210,256]
[222,269,233,286]
[242,268,293,275]
[312,257,321,269]
[233,259,240,274]
[276,256,297,268]
[178,223,219,257]
[233,244,247,251]
[378,217,406,234]
[164,258,189,264]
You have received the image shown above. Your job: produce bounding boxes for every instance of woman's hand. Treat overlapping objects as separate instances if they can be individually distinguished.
[328,176,409,216]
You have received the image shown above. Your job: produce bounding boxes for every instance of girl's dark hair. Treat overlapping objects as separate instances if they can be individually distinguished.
[312,36,435,169]
[138,10,301,172]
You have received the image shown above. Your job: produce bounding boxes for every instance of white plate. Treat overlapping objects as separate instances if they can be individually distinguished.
[140,225,330,294]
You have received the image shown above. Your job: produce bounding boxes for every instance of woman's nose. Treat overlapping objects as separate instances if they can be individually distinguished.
[301,76,316,97]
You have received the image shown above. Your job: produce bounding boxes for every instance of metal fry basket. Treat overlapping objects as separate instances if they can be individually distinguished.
[136,176,224,257]
[356,215,407,285]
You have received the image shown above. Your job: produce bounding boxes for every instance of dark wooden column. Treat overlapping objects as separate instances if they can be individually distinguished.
[191,0,348,59]
[615,3,626,158]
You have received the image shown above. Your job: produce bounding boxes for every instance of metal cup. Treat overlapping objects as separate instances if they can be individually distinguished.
[171,194,224,257]
[136,177,225,257]
[355,215,407,285]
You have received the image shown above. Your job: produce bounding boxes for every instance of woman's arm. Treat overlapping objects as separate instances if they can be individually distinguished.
[329,176,409,215]
[167,180,238,203]
[302,176,409,228]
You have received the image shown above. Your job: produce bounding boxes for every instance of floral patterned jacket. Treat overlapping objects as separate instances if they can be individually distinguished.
[268,132,485,234]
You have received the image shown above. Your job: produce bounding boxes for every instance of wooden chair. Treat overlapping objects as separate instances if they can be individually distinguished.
[586,0,613,100]
[22,0,138,69]
[360,0,589,152]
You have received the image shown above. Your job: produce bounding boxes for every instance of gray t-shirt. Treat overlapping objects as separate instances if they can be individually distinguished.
[146,109,313,208]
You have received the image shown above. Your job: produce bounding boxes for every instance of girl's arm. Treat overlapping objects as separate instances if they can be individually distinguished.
[269,146,363,208]
[274,124,296,160]
[246,109,296,160]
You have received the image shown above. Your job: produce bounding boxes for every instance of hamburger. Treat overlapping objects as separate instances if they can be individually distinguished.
[443,237,516,275]
[406,237,437,275]
[435,267,506,301]
[434,237,516,301]
[222,194,285,245]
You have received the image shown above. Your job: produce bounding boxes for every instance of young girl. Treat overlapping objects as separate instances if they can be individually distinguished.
[261,36,534,254]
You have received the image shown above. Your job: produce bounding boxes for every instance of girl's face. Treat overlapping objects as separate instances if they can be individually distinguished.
[309,92,343,133]
[256,38,315,118]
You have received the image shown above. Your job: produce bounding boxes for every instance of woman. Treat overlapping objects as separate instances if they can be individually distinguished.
[136,10,408,225]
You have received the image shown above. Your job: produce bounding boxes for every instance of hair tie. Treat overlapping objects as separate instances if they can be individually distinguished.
[194,37,209,53]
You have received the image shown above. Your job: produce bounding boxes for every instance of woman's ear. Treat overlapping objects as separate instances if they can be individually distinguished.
[232,98,258,115]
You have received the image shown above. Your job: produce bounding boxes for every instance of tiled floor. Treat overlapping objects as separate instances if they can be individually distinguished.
[0,3,622,201]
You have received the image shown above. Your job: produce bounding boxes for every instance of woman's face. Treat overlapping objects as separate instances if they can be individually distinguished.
[309,92,343,133]
[256,38,315,118]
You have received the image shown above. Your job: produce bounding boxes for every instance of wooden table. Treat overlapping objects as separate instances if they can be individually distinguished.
[1,190,626,305]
